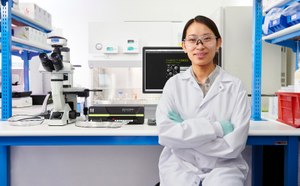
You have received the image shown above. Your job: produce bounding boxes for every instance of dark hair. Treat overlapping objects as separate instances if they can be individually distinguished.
[182,15,222,65]
[181,15,221,41]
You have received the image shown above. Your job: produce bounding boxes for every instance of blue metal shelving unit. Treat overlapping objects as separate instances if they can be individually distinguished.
[252,0,300,120]
[1,0,51,120]
[252,3,299,186]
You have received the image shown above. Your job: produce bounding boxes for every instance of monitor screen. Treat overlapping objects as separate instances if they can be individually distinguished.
[142,47,191,93]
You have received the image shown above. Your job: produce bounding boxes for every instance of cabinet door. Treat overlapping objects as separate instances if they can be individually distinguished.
[222,6,283,94]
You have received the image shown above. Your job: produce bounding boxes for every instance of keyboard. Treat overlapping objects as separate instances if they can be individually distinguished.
[75,121,127,128]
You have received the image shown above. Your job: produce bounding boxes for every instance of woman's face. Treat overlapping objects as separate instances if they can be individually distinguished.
[182,22,222,67]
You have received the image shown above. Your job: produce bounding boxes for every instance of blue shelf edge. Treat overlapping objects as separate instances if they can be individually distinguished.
[12,14,52,33]
[11,40,51,53]
[265,30,300,52]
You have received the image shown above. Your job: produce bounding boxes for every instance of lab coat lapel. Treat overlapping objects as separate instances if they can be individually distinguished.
[199,75,224,108]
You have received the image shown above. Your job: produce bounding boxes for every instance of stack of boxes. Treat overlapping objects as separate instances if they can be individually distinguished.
[12,3,52,46]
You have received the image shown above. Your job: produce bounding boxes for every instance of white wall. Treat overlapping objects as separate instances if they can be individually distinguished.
[26,0,252,91]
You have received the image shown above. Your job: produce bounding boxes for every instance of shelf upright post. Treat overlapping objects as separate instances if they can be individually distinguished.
[20,51,30,92]
[0,146,9,186]
[1,0,12,120]
[296,41,299,70]
[251,0,263,121]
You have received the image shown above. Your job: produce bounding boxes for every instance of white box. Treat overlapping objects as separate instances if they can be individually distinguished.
[19,3,43,23]
[0,97,33,108]
[14,26,39,43]
[41,9,52,27]
[41,32,47,44]
[46,12,52,27]
[36,31,42,43]
[40,8,47,25]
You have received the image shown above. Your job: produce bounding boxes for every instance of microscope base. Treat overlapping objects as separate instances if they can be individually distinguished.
[44,118,76,126]
[45,105,76,126]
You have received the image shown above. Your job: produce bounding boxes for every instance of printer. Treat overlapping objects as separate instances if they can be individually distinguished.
[88,105,144,124]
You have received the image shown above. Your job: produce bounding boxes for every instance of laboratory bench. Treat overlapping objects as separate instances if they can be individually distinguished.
[0,119,299,186]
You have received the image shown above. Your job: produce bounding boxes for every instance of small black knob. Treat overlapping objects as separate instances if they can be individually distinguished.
[69,110,77,119]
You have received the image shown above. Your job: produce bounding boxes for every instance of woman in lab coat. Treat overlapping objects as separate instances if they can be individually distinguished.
[156,15,250,186]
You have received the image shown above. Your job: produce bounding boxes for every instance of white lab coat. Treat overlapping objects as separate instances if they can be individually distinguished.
[156,66,250,186]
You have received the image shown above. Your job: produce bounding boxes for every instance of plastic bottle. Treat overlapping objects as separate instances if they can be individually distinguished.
[295,41,300,92]
[295,68,300,92]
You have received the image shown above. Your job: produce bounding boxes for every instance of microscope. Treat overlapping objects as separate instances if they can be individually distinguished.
[39,36,89,126]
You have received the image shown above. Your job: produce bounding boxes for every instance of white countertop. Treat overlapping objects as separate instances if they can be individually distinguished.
[0,119,299,137]
[0,121,157,136]
[0,106,298,137]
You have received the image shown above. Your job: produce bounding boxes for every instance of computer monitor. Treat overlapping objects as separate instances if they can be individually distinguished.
[142,47,191,93]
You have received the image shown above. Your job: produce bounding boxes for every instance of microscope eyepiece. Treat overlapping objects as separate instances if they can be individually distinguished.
[39,53,55,72]
[51,52,64,71]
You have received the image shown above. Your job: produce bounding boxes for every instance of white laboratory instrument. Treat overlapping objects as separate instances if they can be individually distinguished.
[39,36,89,126]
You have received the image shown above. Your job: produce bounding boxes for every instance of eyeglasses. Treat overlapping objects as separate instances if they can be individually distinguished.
[184,34,218,49]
